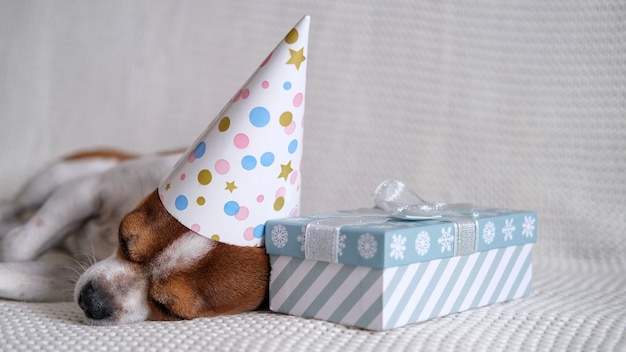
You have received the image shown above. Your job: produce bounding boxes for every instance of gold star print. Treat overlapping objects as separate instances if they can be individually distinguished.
[165,183,171,191]
[225,181,237,193]
[278,161,294,181]
[286,47,306,70]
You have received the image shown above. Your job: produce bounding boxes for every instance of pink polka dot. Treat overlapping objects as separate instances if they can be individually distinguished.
[241,89,250,99]
[243,227,255,241]
[180,173,186,181]
[290,208,299,217]
[260,53,272,67]
[284,121,296,135]
[290,170,298,185]
[275,187,286,198]
[191,224,201,233]
[214,159,230,175]
[235,206,249,221]
[293,92,304,107]
[262,81,269,89]
[234,133,249,149]
[257,195,265,202]
[232,89,242,102]
[188,153,196,163]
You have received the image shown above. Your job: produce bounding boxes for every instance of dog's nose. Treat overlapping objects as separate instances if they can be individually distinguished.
[78,281,114,320]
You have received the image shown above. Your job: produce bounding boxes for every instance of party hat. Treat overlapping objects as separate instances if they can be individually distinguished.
[158,16,310,247]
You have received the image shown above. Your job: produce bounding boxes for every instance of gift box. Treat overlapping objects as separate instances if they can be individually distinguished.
[265,207,537,330]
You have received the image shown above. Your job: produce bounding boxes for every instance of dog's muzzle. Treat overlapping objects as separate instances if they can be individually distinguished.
[77,281,114,320]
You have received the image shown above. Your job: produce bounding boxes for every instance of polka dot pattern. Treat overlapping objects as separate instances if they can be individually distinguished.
[218,117,230,132]
[215,159,230,175]
[293,92,304,107]
[274,197,285,211]
[249,107,270,127]
[194,142,206,158]
[241,155,257,170]
[279,112,293,127]
[157,16,310,247]
[234,134,249,149]
[175,195,188,211]
[285,28,299,44]
[224,201,240,216]
[198,169,212,185]
[288,140,298,154]
[261,152,275,166]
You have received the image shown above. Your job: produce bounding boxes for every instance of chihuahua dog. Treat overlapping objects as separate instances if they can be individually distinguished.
[0,150,269,325]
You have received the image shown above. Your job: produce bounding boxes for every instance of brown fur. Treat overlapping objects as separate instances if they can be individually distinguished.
[118,190,270,321]
[63,149,138,161]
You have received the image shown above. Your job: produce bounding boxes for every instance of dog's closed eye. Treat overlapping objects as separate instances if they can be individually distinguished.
[118,229,131,259]
[151,298,185,320]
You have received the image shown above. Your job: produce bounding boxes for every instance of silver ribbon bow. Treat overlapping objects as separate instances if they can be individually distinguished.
[373,179,478,219]
[373,179,480,256]
[304,180,480,262]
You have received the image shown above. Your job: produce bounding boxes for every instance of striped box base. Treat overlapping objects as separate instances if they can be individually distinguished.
[269,243,533,330]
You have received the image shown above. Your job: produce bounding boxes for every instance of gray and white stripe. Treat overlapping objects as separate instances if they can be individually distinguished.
[269,243,533,330]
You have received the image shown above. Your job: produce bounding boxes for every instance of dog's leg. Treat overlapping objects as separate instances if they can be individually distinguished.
[0,252,81,301]
[0,218,20,239]
[0,176,102,262]
[0,158,119,223]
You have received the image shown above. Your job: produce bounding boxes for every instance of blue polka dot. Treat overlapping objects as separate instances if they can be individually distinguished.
[224,201,240,216]
[175,195,188,211]
[194,142,206,159]
[241,155,257,170]
[249,107,270,127]
[288,139,298,154]
[260,152,275,166]
[283,81,292,90]
[253,224,265,238]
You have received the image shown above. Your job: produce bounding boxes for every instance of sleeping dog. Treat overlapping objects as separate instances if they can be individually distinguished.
[0,150,269,325]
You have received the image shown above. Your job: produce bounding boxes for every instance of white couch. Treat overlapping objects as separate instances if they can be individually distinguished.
[1,1,624,350]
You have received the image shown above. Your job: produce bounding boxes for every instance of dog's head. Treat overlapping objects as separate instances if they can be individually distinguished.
[74,190,269,325]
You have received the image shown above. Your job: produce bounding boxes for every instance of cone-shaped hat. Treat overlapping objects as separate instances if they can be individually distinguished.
[158,16,310,247]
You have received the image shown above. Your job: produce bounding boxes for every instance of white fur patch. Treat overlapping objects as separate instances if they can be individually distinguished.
[75,254,150,326]
[151,232,216,280]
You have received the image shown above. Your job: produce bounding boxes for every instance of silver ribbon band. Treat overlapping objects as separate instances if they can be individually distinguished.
[449,216,478,256]
[304,215,389,262]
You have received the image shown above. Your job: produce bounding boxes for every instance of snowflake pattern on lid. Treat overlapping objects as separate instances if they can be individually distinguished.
[415,230,431,256]
[158,16,310,247]
[502,218,516,241]
[390,234,407,260]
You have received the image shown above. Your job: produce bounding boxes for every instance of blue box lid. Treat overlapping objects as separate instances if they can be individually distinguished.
[265,208,537,269]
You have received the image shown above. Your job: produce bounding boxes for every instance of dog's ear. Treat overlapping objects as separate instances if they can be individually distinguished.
[148,243,269,320]
[118,190,188,263]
